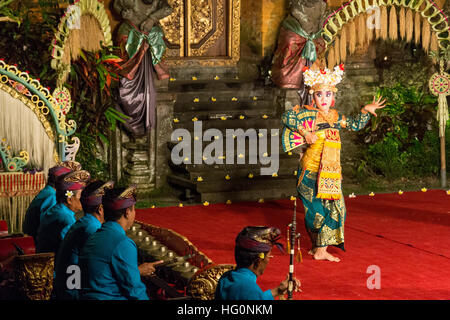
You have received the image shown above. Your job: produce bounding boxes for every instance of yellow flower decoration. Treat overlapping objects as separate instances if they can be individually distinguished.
[272,172,278,177]
[194,136,199,140]
[446,190,450,195]
[225,175,231,180]
[253,96,258,101]
[178,203,183,207]
[262,115,268,119]
[258,198,264,203]
[151,205,156,208]
[169,77,176,81]
[263,152,268,157]
[203,201,209,206]
[290,196,296,201]
[248,173,254,179]
[258,253,265,259]
[211,97,216,102]
[226,200,232,205]
[398,190,404,195]
[192,117,198,122]
[421,187,427,192]
[197,177,203,182]
[220,116,227,120]
[214,75,220,80]
[288,152,293,156]
[173,118,179,123]
[193,98,199,103]
[218,155,225,160]
[202,156,207,161]
[369,192,375,196]
[238,154,244,158]
[231,97,238,101]
[192,76,197,80]
[293,170,297,175]
[239,115,245,120]
[184,157,189,162]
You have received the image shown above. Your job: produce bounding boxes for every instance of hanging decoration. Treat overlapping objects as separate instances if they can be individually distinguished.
[321,0,450,66]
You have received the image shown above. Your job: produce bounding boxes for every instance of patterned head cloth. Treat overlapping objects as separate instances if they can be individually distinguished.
[103,185,137,212]
[55,170,91,192]
[235,226,284,254]
[48,160,81,181]
[81,180,115,208]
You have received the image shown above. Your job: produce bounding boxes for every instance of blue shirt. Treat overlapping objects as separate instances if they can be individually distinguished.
[36,203,76,256]
[54,213,102,300]
[22,185,57,240]
[216,268,274,300]
[79,221,149,300]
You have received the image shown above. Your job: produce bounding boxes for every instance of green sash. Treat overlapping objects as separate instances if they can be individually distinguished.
[282,15,322,63]
[125,25,166,65]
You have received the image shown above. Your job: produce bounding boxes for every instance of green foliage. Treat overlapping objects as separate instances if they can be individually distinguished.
[0,2,127,179]
[0,0,21,24]
[66,46,128,178]
[355,83,448,181]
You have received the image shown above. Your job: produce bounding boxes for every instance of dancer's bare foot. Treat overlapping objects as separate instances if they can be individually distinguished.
[313,247,340,262]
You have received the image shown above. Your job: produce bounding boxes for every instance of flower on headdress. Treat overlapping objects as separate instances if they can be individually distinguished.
[65,190,73,198]
[302,66,310,72]
[320,69,327,75]
[339,64,345,71]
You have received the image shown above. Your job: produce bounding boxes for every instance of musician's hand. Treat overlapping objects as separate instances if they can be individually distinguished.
[272,274,302,297]
[138,260,164,276]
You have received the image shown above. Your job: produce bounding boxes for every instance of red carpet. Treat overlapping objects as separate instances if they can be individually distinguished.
[136,190,450,300]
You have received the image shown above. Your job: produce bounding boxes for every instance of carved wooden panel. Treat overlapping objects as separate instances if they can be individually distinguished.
[160,0,240,66]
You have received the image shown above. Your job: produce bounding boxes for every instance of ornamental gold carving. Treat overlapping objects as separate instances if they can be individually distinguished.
[187,264,235,300]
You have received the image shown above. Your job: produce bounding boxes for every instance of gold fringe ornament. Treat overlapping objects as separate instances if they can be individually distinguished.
[340,26,347,63]
[422,16,431,52]
[414,11,421,45]
[380,6,388,40]
[389,6,398,41]
[399,7,406,40]
[349,20,356,55]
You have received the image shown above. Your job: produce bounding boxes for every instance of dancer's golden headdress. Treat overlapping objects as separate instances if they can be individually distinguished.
[303,64,345,94]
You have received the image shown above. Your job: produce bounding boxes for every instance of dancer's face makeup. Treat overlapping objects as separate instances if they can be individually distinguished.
[313,90,334,112]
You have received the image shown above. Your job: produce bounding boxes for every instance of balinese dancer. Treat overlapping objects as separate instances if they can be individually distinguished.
[281,65,385,262]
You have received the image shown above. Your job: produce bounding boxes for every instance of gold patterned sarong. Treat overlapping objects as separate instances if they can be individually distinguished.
[316,128,342,200]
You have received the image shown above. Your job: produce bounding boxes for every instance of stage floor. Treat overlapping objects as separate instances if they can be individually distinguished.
[136,189,450,300]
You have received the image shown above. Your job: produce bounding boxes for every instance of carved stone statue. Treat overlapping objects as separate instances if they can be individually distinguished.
[271,0,329,105]
[113,0,173,137]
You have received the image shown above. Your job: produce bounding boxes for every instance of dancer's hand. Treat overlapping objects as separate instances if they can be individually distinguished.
[305,131,318,144]
[363,96,387,117]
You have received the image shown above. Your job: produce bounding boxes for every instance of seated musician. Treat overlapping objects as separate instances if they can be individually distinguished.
[215,226,301,300]
[36,170,90,256]
[54,180,114,300]
[22,161,82,242]
[78,186,162,300]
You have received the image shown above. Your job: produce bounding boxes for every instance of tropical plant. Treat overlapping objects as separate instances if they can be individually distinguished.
[355,83,449,180]
[65,45,128,177]
[0,0,21,24]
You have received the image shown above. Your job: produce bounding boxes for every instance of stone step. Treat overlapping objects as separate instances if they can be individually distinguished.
[173,108,279,123]
[172,118,283,132]
[172,88,267,104]
[187,163,299,182]
[168,79,258,92]
[196,175,297,193]
[173,99,275,113]
[200,187,298,204]
[168,67,240,82]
